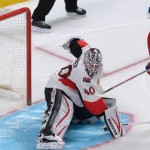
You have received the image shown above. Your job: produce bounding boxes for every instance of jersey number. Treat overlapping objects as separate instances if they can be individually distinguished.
[84,87,95,95]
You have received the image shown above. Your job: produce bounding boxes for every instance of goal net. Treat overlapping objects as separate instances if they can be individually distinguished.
[0,7,31,105]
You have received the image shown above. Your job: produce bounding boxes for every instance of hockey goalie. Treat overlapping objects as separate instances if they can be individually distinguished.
[36,36,126,149]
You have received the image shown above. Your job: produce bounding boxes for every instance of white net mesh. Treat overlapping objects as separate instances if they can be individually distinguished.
[0,8,28,100]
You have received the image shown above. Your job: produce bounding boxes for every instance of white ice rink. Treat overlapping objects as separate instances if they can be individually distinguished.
[0,0,150,150]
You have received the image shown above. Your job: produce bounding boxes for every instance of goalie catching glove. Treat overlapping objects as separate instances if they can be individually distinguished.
[62,36,90,58]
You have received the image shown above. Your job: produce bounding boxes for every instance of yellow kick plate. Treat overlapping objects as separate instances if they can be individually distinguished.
[0,0,28,8]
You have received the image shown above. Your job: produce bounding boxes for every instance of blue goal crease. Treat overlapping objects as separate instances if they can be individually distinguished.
[0,101,132,150]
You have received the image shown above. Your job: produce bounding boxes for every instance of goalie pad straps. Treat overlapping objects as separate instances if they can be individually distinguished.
[40,88,62,137]
[104,106,126,138]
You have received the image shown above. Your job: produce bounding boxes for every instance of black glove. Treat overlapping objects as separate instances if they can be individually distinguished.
[146,62,150,75]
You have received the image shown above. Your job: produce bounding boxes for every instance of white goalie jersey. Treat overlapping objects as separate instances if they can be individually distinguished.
[46,45,108,116]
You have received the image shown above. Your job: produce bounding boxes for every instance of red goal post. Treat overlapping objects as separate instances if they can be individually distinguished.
[0,7,31,105]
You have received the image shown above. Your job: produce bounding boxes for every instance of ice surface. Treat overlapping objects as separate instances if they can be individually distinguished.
[0,0,150,149]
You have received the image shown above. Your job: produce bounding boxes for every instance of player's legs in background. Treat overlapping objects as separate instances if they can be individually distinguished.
[32,0,55,31]
[65,0,86,15]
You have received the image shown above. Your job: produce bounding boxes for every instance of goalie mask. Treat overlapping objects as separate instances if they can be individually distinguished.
[84,48,103,77]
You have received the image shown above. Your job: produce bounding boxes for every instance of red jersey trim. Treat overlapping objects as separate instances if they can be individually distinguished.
[83,98,108,115]
[59,77,78,91]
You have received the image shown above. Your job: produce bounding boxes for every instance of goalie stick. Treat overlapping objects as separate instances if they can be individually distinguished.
[103,33,150,94]
[123,120,150,126]
[104,120,150,131]
[103,69,149,94]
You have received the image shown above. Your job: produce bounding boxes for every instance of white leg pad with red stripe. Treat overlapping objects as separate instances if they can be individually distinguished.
[52,94,74,138]
[104,106,126,138]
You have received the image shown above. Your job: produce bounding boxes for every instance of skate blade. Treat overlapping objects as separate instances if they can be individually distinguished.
[66,13,86,17]
[32,26,51,33]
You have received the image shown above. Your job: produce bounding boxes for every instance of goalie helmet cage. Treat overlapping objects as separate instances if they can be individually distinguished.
[0,7,31,105]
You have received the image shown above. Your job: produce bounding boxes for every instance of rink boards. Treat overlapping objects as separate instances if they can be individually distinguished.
[0,100,133,150]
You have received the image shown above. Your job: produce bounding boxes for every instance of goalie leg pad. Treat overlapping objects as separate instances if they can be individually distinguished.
[104,106,126,138]
[52,93,74,138]
[37,89,74,149]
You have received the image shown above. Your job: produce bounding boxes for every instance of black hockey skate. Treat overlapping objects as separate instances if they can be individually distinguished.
[67,8,86,16]
[32,20,51,33]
